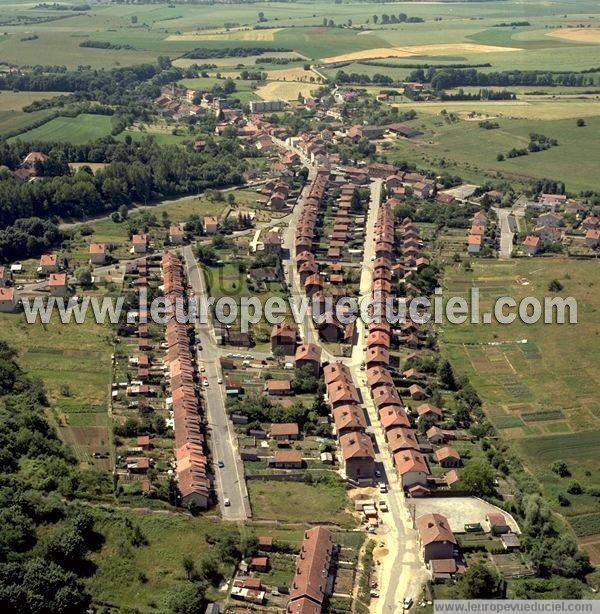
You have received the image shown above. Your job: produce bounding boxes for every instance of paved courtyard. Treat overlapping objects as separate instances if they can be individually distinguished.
[410,497,521,534]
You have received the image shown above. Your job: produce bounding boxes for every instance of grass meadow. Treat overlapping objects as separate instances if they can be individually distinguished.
[86,509,237,610]
[10,113,114,144]
[386,113,600,192]
[247,479,357,527]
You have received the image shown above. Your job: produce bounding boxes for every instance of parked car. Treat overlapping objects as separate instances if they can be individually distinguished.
[217,460,224,468]
[224,498,231,507]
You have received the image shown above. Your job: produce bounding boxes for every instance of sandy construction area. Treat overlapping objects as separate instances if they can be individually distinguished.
[321,42,521,64]
[546,27,600,44]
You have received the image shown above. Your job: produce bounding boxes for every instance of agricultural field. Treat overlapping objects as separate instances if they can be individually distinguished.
[0,90,62,111]
[0,108,56,139]
[0,0,597,70]
[9,113,114,144]
[0,305,114,469]
[441,257,600,550]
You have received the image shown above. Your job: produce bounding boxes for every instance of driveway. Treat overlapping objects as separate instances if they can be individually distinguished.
[494,206,515,259]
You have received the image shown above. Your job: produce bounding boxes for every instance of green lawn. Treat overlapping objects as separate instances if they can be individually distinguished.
[10,113,114,144]
[247,478,356,527]
[0,108,57,138]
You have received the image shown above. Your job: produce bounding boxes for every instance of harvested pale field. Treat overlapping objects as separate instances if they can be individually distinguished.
[266,66,319,82]
[546,28,600,44]
[69,162,108,174]
[321,46,411,63]
[392,99,600,120]
[167,27,282,42]
[220,67,321,82]
[256,80,317,100]
[321,42,521,64]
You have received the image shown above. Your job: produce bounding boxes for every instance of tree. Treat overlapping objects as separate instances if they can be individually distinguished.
[373,15,378,24]
[576,118,585,127]
[131,15,138,24]
[438,359,458,391]
[551,460,570,477]
[455,562,503,598]
[292,365,319,394]
[548,279,563,292]
[458,460,496,496]
[195,245,217,266]
[164,582,207,614]
[75,267,92,287]
[558,493,571,506]
[18,558,91,613]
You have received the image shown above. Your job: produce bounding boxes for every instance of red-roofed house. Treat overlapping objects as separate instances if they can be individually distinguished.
[48,273,68,297]
[435,446,461,468]
[522,235,540,256]
[295,343,322,376]
[0,287,17,312]
[39,253,58,275]
[416,513,456,561]
[89,243,107,265]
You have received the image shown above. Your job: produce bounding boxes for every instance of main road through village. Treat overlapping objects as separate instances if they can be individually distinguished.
[181,134,428,604]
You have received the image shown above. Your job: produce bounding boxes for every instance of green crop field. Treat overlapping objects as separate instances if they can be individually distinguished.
[0,108,57,138]
[10,113,114,144]
[441,257,600,542]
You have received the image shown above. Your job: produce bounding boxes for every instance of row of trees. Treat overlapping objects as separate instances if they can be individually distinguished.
[408,67,595,90]
[0,341,95,611]
[334,69,394,86]
[371,13,424,24]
